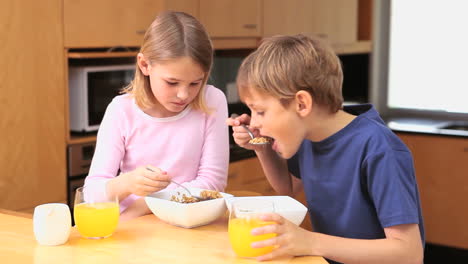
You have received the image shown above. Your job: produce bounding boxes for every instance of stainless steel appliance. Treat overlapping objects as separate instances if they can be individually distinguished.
[69,64,134,132]
[66,142,95,208]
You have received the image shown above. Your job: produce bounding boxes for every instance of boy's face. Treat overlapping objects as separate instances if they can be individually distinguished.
[243,88,306,159]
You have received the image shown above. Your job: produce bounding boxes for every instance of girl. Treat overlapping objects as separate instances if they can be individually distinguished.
[85,11,229,220]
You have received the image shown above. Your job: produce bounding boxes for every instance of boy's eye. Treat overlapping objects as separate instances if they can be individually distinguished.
[190,82,201,86]
[256,111,265,116]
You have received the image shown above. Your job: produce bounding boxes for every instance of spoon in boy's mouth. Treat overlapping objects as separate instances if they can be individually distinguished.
[230,114,271,146]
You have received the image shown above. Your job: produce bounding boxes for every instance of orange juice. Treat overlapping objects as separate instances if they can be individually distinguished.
[228,218,276,258]
[74,202,119,238]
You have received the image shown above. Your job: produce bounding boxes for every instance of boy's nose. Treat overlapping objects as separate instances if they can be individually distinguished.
[249,117,260,130]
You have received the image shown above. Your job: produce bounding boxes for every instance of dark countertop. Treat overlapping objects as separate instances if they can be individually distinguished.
[229,145,255,163]
[386,118,468,138]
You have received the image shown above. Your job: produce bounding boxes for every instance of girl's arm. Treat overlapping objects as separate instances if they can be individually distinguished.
[85,99,129,205]
[119,197,151,221]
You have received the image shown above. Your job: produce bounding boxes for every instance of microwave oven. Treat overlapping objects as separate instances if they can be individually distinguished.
[69,64,135,132]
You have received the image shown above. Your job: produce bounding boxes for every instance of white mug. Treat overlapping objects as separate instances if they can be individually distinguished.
[33,203,71,246]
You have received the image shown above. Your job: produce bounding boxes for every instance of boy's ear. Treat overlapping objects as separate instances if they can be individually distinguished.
[294,90,312,117]
[137,53,150,76]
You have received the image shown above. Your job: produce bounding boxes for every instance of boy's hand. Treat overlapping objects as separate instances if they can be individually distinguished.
[250,213,314,261]
[122,165,171,196]
[226,113,262,151]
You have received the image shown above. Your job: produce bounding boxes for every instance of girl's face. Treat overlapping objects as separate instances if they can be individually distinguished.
[138,55,205,117]
[244,89,306,159]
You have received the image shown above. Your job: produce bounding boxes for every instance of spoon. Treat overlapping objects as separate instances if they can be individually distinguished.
[230,114,271,145]
[145,167,205,201]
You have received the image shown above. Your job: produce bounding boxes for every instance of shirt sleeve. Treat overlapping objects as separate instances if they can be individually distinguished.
[180,87,229,191]
[363,149,421,228]
[84,98,135,213]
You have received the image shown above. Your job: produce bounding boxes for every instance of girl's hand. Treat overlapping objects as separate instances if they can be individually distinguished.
[250,213,314,261]
[226,114,263,151]
[122,165,171,196]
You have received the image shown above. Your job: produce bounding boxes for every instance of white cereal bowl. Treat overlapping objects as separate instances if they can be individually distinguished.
[145,187,233,228]
[225,196,308,226]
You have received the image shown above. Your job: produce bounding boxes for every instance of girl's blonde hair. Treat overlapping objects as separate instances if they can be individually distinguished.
[123,11,213,113]
[237,34,344,113]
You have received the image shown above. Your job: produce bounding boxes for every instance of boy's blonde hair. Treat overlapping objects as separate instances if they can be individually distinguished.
[123,11,213,113]
[237,34,343,113]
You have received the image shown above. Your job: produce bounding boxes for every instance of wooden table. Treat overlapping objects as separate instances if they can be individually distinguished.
[0,211,327,264]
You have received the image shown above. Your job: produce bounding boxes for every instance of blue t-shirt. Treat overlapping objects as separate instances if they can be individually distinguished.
[288,104,425,263]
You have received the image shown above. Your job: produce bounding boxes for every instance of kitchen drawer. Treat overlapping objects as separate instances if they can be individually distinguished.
[397,133,468,248]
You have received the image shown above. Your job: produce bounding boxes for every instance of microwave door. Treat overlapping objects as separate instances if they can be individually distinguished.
[87,69,133,131]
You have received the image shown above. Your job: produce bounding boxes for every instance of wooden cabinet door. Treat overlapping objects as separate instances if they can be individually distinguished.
[199,0,262,37]
[64,0,199,48]
[0,0,66,210]
[263,0,358,45]
[226,157,274,196]
[397,133,468,248]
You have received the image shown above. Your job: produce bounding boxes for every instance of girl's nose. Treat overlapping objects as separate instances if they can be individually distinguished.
[177,87,189,100]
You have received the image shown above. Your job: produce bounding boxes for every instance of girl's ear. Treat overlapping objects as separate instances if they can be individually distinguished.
[294,90,312,117]
[137,53,150,76]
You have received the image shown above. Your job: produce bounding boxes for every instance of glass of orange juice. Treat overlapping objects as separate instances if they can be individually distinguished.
[228,199,276,258]
[73,186,119,239]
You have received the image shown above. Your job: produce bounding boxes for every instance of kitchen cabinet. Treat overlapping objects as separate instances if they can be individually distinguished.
[199,0,262,38]
[397,132,468,249]
[64,0,199,48]
[263,0,372,54]
[226,157,313,231]
[0,0,67,210]
[264,0,358,43]
[1,0,374,214]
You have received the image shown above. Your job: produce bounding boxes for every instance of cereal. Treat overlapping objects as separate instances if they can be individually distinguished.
[200,190,223,199]
[249,137,271,144]
[170,190,222,203]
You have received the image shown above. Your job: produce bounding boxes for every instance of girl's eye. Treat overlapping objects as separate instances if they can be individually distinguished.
[190,82,201,86]
[166,81,178,86]
[256,112,265,116]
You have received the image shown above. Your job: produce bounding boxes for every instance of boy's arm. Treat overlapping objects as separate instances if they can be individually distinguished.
[255,146,302,196]
[254,214,423,264]
[309,223,423,264]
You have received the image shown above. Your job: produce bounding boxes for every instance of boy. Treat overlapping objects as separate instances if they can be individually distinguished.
[227,35,424,264]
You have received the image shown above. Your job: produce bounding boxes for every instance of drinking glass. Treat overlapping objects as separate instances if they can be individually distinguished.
[73,186,119,239]
[228,199,276,258]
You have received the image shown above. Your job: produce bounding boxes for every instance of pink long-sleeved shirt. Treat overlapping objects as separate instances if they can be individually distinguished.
[84,85,229,212]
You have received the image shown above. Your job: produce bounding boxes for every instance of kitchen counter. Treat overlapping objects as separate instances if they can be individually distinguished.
[386,117,468,137]
[0,210,327,264]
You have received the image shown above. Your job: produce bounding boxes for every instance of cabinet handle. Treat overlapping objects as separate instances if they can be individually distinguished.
[317,33,328,39]
[243,24,257,29]
[136,30,146,35]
